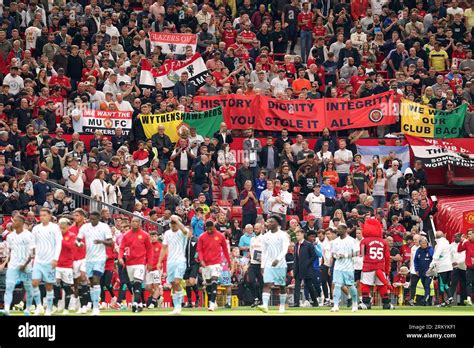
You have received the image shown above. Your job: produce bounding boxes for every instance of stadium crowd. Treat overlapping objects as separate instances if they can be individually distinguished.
[0,0,473,315]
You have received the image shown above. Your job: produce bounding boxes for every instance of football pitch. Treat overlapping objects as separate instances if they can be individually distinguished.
[8,306,474,316]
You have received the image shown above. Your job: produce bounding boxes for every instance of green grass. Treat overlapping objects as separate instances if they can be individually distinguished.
[8,306,474,316]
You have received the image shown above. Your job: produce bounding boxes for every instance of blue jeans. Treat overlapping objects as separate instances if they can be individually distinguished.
[300,30,312,63]
[177,170,189,197]
[373,195,386,210]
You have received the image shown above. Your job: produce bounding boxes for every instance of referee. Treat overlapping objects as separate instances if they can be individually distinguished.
[184,235,200,308]
[248,223,264,307]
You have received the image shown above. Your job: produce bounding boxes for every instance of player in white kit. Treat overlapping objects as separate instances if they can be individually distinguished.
[0,215,34,315]
[31,208,63,316]
[157,215,191,315]
[76,211,113,316]
[330,224,359,312]
[258,215,290,314]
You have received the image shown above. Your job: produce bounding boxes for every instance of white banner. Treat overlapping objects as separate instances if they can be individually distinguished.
[82,109,132,136]
[149,32,197,55]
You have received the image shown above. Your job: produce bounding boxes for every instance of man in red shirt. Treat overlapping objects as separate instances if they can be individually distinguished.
[197,220,231,311]
[69,208,89,314]
[297,1,314,63]
[387,216,406,247]
[240,22,256,49]
[222,20,237,48]
[145,231,164,309]
[55,218,76,314]
[119,216,153,313]
[219,160,237,202]
[350,66,367,94]
[49,68,71,98]
[359,218,394,310]
[399,235,414,265]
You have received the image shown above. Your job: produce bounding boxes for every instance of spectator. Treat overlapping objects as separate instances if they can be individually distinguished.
[239,180,258,227]
[333,139,352,187]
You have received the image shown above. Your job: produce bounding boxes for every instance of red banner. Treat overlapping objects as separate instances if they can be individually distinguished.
[463,210,474,233]
[195,92,395,132]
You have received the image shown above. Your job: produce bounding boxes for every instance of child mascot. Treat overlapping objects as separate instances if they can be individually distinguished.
[359,218,394,309]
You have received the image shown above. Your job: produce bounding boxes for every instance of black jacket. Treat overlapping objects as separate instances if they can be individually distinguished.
[294,240,316,279]
[185,236,199,267]
[236,166,253,191]
[259,145,280,169]
[67,54,84,80]
[213,131,233,151]
[151,133,173,159]
[412,168,427,190]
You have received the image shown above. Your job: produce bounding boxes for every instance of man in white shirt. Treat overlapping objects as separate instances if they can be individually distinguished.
[305,184,325,229]
[270,69,289,96]
[334,139,353,187]
[62,157,84,194]
[105,17,120,38]
[0,215,34,315]
[386,160,403,201]
[31,208,63,316]
[248,222,264,307]
[269,181,293,229]
[258,215,290,313]
[431,231,453,306]
[350,25,367,50]
[407,233,421,305]
[115,93,133,111]
[3,66,24,96]
[88,85,106,110]
[259,181,274,217]
[102,74,119,98]
[76,211,113,315]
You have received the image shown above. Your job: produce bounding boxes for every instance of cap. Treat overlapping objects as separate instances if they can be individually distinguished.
[354,153,362,158]
[99,161,107,166]
[60,43,67,49]
[307,214,316,220]
[88,158,97,163]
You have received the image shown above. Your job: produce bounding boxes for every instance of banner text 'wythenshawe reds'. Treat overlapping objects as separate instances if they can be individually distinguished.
[194,91,395,132]
[82,109,132,136]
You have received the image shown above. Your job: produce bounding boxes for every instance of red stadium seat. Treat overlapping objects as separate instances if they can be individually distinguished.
[256,206,263,215]
[217,200,231,207]
[231,206,243,220]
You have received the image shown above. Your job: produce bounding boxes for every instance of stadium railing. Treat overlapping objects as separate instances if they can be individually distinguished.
[15,167,161,229]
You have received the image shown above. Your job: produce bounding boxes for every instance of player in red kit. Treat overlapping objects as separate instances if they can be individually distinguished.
[197,221,231,311]
[69,208,89,314]
[54,218,76,314]
[359,218,394,310]
[100,240,118,309]
[119,217,153,313]
[145,231,164,309]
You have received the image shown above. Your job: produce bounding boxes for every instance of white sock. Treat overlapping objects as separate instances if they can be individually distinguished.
[226,295,232,305]
[262,292,270,307]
